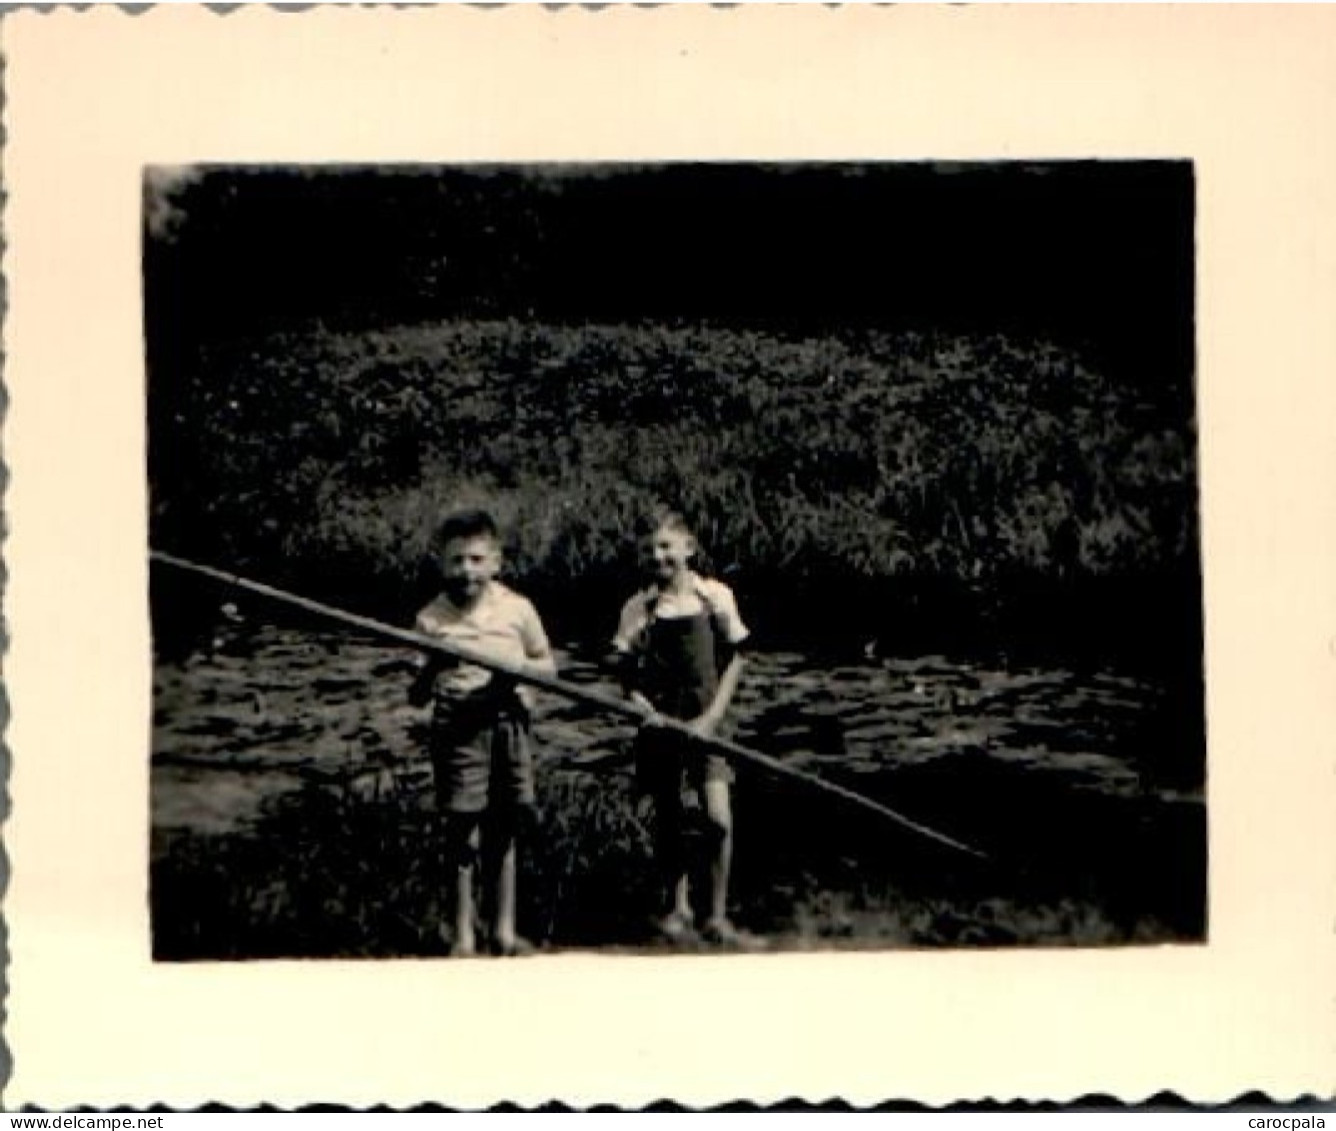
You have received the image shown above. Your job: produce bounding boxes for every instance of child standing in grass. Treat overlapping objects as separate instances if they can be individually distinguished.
[612,509,758,948]
[409,509,556,957]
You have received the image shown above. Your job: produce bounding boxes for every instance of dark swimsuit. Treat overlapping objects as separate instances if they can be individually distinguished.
[633,596,734,794]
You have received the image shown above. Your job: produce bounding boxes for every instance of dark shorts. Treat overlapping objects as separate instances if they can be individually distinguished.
[429,698,535,815]
[633,725,734,798]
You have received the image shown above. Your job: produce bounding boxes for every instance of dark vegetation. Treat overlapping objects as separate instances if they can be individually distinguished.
[149,317,1200,673]
[146,162,1205,956]
[153,755,1205,960]
[147,163,1198,670]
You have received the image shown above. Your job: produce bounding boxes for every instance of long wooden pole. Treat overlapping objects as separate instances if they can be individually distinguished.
[150,550,987,860]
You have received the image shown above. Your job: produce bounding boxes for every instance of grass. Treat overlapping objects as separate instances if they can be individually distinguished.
[151,728,1199,960]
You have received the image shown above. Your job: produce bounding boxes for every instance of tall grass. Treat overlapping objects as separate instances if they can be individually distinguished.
[151,746,1187,960]
[150,319,1197,657]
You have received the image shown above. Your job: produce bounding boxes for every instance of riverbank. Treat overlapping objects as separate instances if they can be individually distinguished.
[150,624,1205,959]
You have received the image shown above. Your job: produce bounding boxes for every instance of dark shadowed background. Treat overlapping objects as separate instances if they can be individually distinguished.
[146,162,1192,389]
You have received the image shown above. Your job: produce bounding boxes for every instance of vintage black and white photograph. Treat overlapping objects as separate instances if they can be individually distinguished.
[146,161,1204,961]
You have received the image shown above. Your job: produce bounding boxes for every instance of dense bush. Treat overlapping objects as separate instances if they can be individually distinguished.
[150,319,1198,658]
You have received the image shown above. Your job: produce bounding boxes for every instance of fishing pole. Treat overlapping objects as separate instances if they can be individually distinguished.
[150,550,988,860]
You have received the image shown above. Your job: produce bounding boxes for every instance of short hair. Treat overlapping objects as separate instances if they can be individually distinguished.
[635,506,694,541]
[434,508,500,549]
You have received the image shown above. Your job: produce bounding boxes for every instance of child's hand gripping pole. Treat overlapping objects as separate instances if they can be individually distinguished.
[628,690,666,728]
[407,653,458,708]
[407,660,435,708]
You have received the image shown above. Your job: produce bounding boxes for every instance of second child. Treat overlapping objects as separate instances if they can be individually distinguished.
[611,509,758,948]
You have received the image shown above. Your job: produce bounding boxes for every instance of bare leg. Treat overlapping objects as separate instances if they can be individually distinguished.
[671,872,692,921]
[443,815,481,956]
[702,780,734,927]
[482,808,522,952]
[652,788,693,931]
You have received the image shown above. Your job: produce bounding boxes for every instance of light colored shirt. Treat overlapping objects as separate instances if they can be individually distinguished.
[414,582,553,704]
[612,573,750,656]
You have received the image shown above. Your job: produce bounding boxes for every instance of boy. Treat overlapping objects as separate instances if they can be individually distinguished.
[409,509,555,957]
[612,509,758,948]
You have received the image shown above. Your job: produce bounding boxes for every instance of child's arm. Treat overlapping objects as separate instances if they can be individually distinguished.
[609,646,660,721]
[610,593,662,724]
[408,605,453,707]
[690,647,746,737]
[689,581,751,736]
[518,601,557,678]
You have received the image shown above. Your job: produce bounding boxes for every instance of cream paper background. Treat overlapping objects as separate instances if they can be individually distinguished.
[3,5,1334,1109]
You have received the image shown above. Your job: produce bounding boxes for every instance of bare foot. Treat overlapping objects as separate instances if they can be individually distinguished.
[701,918,764,951]
[489,934,536,957]
[656,910,699,945]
